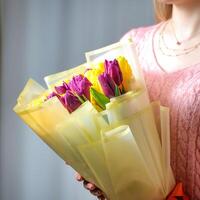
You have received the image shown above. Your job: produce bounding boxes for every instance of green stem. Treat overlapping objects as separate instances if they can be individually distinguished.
[75,94,85,104]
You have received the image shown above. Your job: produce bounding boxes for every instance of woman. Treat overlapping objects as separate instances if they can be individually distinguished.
[76,0,200,199]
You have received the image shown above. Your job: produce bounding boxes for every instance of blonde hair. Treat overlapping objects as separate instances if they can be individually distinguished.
[153,0,173,22]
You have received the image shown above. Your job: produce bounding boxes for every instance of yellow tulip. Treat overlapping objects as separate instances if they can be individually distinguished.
[94,62,104,74]
[85,62,105,104]
[85,62,104,93]
[116,56,135,90]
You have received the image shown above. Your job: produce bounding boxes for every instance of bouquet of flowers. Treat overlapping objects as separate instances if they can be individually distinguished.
[14,40,186,199]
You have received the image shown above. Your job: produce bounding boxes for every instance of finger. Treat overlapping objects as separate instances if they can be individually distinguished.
[98,195,106,200]
[87,182,96,190]
[65,161,69,165]
[90,188,103,197]
[83,181,96,190]
[83,180,89,190]
[75,173,84,181]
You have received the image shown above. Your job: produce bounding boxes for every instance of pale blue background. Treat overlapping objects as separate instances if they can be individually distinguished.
[0,0,154,199]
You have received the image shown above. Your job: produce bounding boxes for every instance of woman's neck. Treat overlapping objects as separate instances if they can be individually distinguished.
[172,2,200,38]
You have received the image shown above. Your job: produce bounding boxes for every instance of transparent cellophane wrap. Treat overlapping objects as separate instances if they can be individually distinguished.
[13,40,175,200]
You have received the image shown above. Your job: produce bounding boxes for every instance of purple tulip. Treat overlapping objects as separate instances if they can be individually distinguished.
[63,81,71,90]
[68,75,92,99]
[55,85,66,95]
[46,91,64,105]
[54,81,71,95]
[98,73,115,98]
[64,91,81,113]
[104,59,123,86]
[47,92,59,99]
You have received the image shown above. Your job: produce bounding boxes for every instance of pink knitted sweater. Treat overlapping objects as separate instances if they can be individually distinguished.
[122,23,200,199]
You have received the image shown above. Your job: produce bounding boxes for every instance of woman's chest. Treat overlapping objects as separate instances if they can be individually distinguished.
[143,68,200,115]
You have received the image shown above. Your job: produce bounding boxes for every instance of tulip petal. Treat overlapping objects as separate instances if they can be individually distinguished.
[98,73,115,98]
[104,59,123,86]
[64,91,81,113]
[68,75,92,100]
[55,85,66,95]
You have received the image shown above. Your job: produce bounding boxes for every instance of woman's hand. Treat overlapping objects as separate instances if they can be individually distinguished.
[75,172,106,200]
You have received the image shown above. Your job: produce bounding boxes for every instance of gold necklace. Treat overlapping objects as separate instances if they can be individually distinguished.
[161,21,200,51]
[171,20,200,46]
[159,21,200,57]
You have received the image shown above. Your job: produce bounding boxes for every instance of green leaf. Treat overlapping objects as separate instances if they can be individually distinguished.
[90,87,110,110]
[114,85,120,96]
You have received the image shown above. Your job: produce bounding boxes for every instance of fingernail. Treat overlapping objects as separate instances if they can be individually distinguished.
[87,183,95,190]
[75,174,82,181]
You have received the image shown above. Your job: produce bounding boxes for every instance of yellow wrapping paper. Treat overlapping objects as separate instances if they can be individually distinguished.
[105,101,166,197]
[151,102,175,195]
[55,101,109,186]
[13,79,98,184]
[105,90,149,122]
[160,106,175,194]
[77,104,175,200]
[70,101,108,141]
[44,63,87,89]
[78,142,116,200]
[102,125,162,200]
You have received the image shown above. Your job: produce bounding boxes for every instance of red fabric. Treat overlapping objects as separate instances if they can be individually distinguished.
[167,183,189,200]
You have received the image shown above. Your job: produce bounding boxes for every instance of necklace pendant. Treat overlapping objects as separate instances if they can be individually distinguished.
[177,41,181,45]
